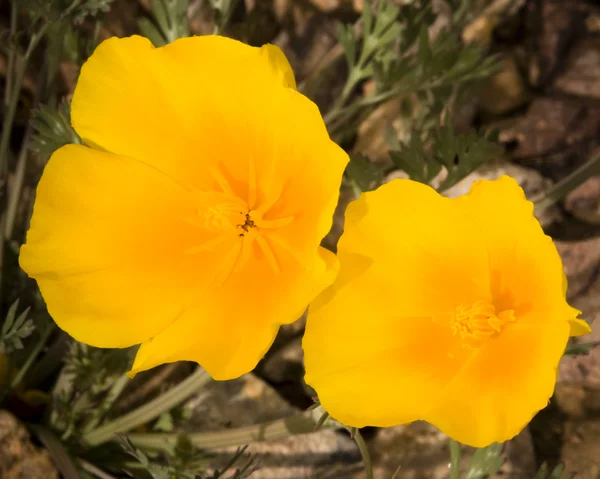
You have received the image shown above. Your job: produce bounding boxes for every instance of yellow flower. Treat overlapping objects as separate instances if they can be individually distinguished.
[303,176,590,447]
[20,35,348,380]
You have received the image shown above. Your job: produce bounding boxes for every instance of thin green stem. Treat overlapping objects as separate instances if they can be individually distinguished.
[127,413,323,451]
[78,459,117,479]
[354,429,374,479]
[0,30,44,178]
[82,374,130,434]
[0,0,81,177]
[449,439,461,479]
[10,323,55,389]
[534,153,600,215]
[83,367,211,446]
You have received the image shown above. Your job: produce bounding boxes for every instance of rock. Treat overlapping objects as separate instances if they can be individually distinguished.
[455,160,551,201]
[352,96,406,165]
[463,14,498,47]
[308,0,342,12]
[99,0,144,38]
[349,422,454,479]
[558,280,600,387]
[274,3,341,107]
[555,237,600,300]
[526,0,591,87]
[184,373,298,431]
[480,54,528,117]
[554,37,600,99]
[0,410,59,479]
[322,185,356,252]
[437,159,559,226]
[562,418,600,478]
[556,235,600,387]
[349,422,537,479]
[185,373,361,478]
[218,430,361,479]
[384,159,558,224]
[256,318,315,410]
[500,96,600,160]
[491,427,537,479]
[548,384,600,478]
[565,176,600,224]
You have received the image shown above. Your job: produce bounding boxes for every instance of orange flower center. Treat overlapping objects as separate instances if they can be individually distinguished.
[450,300,516,347]
[184,163,296,286]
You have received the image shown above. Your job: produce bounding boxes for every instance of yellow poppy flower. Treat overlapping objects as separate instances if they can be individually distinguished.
[303,176,590,447]
[20,35,348,380]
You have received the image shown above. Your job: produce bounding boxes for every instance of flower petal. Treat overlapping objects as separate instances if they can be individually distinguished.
[131,246,338,380]
[303,179,490,425]
[71,35,297,189]
[260,44,296,89]
[72,35,346,264]
[19,145,207,347]
[569,317,592,336]
[453,176,574,319]
[425,320,570,447]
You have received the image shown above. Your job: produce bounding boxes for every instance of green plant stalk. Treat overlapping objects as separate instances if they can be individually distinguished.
[83,367,211,446]
[78,459,117,479]
[353,429,374,479]
[534,152,600,215]
[29,424,80,479]
[0,0,82,176]
[82,374,130,434]
[127,413,324,451]
[449,439,461,479]
[10,323,55,389]
[0,30,44,179]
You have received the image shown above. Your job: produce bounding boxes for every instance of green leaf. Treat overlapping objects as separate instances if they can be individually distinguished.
[361,0,374,36]
[337,23,356,69]
[564,341,600,356]
[532,462,568,479]
[436,129,504,192]
[30,101,82,160]
[2,300,19,337]
[389,135,429,183]
[150,0,171,39]
[153,412,175,432]
[346,154,384,192]
[466,443,504,479]
[138,17,167,47]
[417,25,432,73]
[0,302,35,355]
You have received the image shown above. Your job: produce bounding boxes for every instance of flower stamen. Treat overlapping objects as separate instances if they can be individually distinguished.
[450,300,516,348]
[237,212,257,237]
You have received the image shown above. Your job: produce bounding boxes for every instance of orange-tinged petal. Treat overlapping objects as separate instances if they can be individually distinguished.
[303,312,473,428]
[131,245,338,380]
[19,145,210,347]
[25,35,347,381]
[72,35,346,265]
[304,179,490,424]
[305,176,590,446]
[426,320,570,447]
[453,176,573,319]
